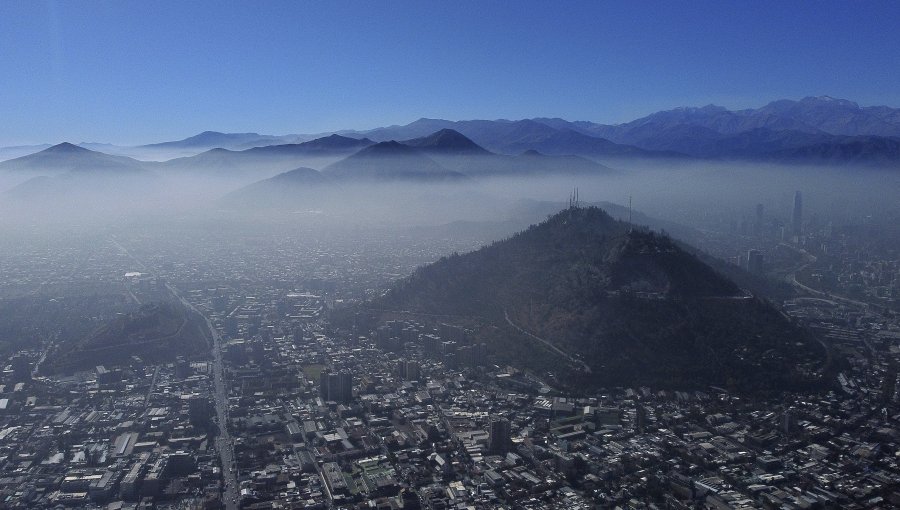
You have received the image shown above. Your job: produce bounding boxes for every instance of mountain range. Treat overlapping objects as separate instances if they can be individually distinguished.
[140,130,305,151]
[154,134,376,175]
[2,96,899,204]
[217,131,614,208]
[366,206,830,393]
[332,96,900,166]
[530,96,900,163]
[3,96,900,169]
[0,130,615,207]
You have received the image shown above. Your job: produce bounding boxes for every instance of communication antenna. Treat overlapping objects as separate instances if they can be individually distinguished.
[628,195,633,232]
[567,187,582,211]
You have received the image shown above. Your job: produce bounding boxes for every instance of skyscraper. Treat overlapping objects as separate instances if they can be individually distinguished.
[188,395,213,429]
[400,360,420,381]
[319,369,331,400]
[747,249,764,274]
[320,368,353,404]
[792,191,803,239]
[327,372,341,402]
[338,370,353,403]
[489,417,511,455]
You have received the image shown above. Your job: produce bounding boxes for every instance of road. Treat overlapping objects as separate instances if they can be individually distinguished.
[31,333,57,377]
[503,308,591,373]
[781,243,869,310]
[109,235,239,508]
[168,283,240,509]
[124,281,142,305]
[144,366,160,412]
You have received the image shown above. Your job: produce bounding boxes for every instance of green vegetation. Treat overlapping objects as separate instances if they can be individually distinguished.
[301,363,325,382]
[44,301,210,374]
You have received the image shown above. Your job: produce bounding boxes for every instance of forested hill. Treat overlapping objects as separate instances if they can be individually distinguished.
[374,207,830,394]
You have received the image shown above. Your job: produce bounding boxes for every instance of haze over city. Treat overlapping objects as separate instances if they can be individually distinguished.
[0,2,898,509]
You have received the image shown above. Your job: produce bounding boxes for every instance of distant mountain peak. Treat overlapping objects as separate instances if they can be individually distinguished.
[800,95,859,108]
[402,129,491,154]
[432,128,470,138]
[141,130,295,151]
[297,134,374,149]
[198,130,259,137]
[44,142,91,154]
[365,140,411,153]
[323,140,464,180]
[272,166,324,181]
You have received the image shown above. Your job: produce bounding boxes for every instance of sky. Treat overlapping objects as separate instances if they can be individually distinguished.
[1,0,899,146]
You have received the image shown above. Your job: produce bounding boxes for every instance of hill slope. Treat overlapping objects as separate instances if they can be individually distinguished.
[397,129,615,176]
[0,142,148,175]
[357,118,675,159]
[158,134,374,176]
[322,141,465,180]
[141,131,298,151]
[402,129,493,155]
[44,302,210,374]
[372,207,828,393]
[221,166,327,208]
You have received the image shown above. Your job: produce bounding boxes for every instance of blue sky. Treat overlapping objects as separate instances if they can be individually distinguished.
[1,0,898,145]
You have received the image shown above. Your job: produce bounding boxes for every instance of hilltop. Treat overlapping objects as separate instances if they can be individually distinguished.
[0,142,148,175]
[321,141,465,181]
[221,166,328,208]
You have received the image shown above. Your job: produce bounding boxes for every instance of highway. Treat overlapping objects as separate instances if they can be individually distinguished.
[781,243,869,310]
[109,235,240,508]
[143,366,160,412]
[168,283,240,509]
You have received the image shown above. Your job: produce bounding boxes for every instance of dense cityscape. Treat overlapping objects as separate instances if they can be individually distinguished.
[0,193,897,510]
[2,4,900,508]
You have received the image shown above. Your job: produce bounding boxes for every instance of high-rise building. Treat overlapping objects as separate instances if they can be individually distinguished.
[782,407,798,435]
[489,417,511,455]
[635,404,647,433]
[327,372,341,401]
[792,191,803,239]
[320,368,353,403]
[401,360,420,381]
[187,395,213,429]
[319,369,331,400]
[747,249,764,274]
[338,370,353,403]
